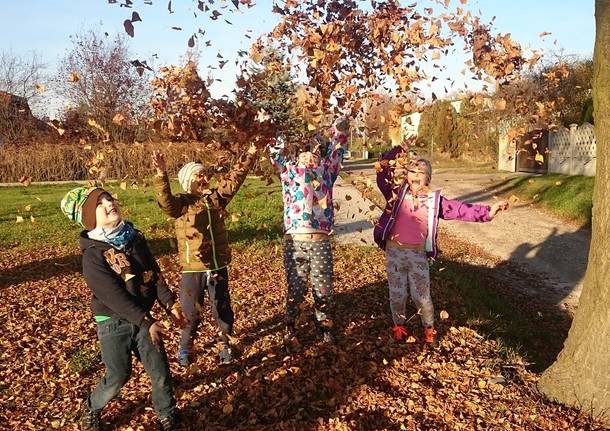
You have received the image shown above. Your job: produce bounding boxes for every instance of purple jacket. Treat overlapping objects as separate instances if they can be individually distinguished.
[373,146,491,258]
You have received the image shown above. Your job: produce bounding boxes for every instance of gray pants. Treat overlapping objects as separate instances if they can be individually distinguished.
[179,268,233,352]
[284,239,333,326]
[87,319,175,418]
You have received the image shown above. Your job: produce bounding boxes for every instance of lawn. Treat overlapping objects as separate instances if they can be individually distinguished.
[0,178,606,430]
[0,177,284,250]
[501,174,594,226]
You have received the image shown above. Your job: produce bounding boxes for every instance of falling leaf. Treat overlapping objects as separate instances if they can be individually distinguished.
[112,113,125,125]
[131,11,142,22]
[123,19,135,37]
[69,71,80,83]
[509,195,520,204]
[16,216,24,223]
[440,310,449,320]
[120,182,127,191]
[35,84,45,93]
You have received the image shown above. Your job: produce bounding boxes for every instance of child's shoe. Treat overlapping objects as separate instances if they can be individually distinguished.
[392,325,409,342]
[177,349,191,367]
[218,342,234,365]
[423,326,438,346]
[80,402,101,431]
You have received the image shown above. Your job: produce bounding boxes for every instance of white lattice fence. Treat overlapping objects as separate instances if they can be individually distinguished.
[548,123,596,176]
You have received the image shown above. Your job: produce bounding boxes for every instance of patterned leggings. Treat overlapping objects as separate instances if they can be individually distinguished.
[283,239,333,327]
[385,246,434,327]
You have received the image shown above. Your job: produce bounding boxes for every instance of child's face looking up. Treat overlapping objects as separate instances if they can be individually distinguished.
[298,151,321,168]
[191,172,210,194]
[406,168,428,193]
[95,194,121,230]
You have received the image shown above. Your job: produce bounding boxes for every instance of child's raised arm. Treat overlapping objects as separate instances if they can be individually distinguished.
[152,151,188,218]
[216,142,258,206]
[269,137,287,173]
[375,145,405,201]
[325,117,350,177]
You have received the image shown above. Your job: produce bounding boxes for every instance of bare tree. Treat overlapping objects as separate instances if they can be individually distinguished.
[0,50,46,101]
[55,29,151,142]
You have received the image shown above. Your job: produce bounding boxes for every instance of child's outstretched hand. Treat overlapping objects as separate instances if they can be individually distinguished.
[170,304,188,329]
[490,201,509,219]
[152,151,167,176]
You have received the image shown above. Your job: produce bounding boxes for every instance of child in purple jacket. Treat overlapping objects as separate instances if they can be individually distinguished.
[373,145,508,345]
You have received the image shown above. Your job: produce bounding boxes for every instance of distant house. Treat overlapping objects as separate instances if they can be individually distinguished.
[0,91,31,119]
[0,90,53,143]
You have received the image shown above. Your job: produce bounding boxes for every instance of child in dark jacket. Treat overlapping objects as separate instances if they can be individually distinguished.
[61,186,185,431]
[152,143,258,366]
[374,146,508,345]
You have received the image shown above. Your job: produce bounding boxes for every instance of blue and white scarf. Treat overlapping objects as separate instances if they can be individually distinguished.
[88,220,136,250]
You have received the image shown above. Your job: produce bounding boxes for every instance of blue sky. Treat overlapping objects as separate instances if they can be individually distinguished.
[0,0,595,115]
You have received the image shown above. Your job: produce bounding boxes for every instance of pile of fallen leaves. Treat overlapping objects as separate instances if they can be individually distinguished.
[0,242,605,430]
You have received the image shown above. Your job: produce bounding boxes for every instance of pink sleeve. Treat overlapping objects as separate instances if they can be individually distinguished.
[439,196,491,222]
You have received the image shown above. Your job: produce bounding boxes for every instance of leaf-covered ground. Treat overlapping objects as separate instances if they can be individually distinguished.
[0,241,606,430]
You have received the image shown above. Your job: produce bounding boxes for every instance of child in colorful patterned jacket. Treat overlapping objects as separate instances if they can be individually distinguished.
[269,117,349,345]
[373,145,509,345]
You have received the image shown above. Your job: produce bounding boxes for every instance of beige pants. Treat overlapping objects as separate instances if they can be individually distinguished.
[385,246,434,327]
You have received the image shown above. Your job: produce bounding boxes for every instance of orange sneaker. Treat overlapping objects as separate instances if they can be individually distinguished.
[392,325,409,342]
[423,326,437,346]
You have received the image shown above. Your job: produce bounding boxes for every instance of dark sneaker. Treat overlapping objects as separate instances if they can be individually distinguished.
[177,349,191,367]
[80,402,101,431]
[157,413,179,431]
[218,343,234,365]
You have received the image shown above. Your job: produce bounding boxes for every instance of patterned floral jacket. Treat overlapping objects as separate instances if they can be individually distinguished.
[270,129,349,234]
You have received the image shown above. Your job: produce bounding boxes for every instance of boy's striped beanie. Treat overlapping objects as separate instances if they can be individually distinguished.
[60,186,106,230]
[178,162,206,192]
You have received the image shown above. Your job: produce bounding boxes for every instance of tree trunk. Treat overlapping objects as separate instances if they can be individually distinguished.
[538,0,610,423]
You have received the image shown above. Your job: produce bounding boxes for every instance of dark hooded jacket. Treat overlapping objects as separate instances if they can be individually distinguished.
[79,225,175,329]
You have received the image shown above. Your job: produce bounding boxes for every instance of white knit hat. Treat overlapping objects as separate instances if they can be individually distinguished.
[178,162,206,192]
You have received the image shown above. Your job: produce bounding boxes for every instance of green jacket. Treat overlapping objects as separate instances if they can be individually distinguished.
[154,151,256,272]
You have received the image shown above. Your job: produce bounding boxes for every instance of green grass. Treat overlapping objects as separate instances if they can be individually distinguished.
[503,174,594,226]
[0,178,283,249]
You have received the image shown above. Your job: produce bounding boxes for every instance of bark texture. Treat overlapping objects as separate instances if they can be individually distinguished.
[538,0,610,423]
